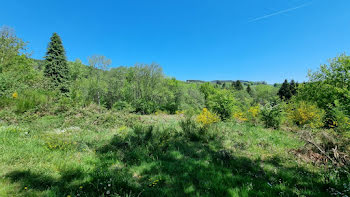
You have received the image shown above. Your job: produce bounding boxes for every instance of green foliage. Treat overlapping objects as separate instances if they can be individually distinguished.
[180,116,202,141]
[234,80,243,90]
[330,100,350,133]
[44,33,70,93]
[207,89,237,120]
[286,101,325,129]
[260,103,283,129]
[278,79,292,100]
[246,84,252,95]
[253,84,279,105]
[15,90,51,113]
[296,54,350,129]
[0,26,27,72]
[112,101,135,112]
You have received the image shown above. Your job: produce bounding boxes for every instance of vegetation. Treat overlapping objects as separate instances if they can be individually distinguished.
[0,26,349,196]
[44,33,70,93]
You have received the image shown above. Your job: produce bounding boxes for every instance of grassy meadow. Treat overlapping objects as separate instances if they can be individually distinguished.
[0,107,348,197]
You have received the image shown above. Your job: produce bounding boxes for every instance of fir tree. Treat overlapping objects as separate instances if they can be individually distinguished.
[235,80,243,90]
[44,33,69,93]
[290,80,297,95]
[246,84,252,95]
[278,79,292,100]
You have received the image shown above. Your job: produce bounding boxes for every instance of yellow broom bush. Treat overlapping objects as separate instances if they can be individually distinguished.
[287,101,325,128]
[196,108,220,128]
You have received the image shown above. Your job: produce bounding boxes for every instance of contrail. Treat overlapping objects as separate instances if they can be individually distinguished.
[249,3,311,22]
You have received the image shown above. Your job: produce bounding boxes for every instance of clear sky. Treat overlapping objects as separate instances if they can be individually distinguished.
[1,0,350,83]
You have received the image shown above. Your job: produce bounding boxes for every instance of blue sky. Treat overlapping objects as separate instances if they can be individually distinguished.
[1,0,350,83]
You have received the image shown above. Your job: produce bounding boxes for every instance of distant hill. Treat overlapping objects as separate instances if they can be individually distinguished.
[186,79,267,85]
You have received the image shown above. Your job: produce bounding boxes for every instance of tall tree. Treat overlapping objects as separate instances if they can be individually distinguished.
[246,84,252,95]
[235,80,243,91]
[0,26,26,72]
[290,79,297,95]
[278,79,292,100]
[88,55,111,107]
[44,33,69,93]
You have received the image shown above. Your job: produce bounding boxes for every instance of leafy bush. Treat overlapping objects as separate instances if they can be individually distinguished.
[15,90,51,113]
[286,101,325,129]
[260,103,282,129]
[331,100,350,134]
[112,101,135,113]
[207,89,237,120]
[233,111,247,122]
[247,105,260,124]
[180,116,201,141]
[196,108,220,128]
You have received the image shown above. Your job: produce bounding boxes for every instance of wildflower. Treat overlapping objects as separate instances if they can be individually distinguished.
[196,108,220,127]
[79,186,83,189]
[12,92,18,99]
[24,186,28,190]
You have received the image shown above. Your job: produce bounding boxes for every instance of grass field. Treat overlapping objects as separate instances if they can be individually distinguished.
[0,110,348,196]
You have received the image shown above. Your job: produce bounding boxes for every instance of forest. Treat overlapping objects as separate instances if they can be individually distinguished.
[0,26,349,196]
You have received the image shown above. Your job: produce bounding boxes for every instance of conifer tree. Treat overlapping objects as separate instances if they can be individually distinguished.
[246,84,252,95]
[235,80,243,90]
[278,79,292,100]
[290,79,297,95]
[44,33,69,93]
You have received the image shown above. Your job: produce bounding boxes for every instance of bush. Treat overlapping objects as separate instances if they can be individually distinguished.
[286,101,325,129]
[260,103,282,129]
[196,108,220,128]
[331,100,350,134]
[233,111,247,122]
[207,89,237,120]
[112,101,135,113]
[247,105,260,125]
[180,117,201,141]
[15,90,51,113]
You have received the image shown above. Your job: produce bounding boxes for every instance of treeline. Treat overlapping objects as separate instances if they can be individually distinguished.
[1,26,350,137]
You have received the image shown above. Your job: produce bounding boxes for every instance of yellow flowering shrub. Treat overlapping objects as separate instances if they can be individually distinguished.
[287,101,325,128]
[196,108,220,128]
[233,111,248,122]
[175,110,185,115]
[247,105,260,124]
[155,110,167,115]
[12,92,18,99]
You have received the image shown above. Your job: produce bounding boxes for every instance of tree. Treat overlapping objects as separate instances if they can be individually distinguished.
[88,55,111,107]
[290,80,297,95]
[0,26,26,72]
[246,84,252,95]
[277,79,292,100]
[44,33,69,93]
[234,80,243,91]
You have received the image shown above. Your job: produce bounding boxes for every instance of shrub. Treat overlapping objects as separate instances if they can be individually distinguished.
[260,103,282,129]
[15,90,51,113]
[207,89,237,120]
[247,105,260,124]
[196,108,220,128]
[233,111,247,122]
[331,100,350,133]
[112,101,135,113]
[286,101,325,129]
[180,117,201,141]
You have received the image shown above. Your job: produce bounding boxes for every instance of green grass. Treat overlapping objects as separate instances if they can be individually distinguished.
[0,113,348,196]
